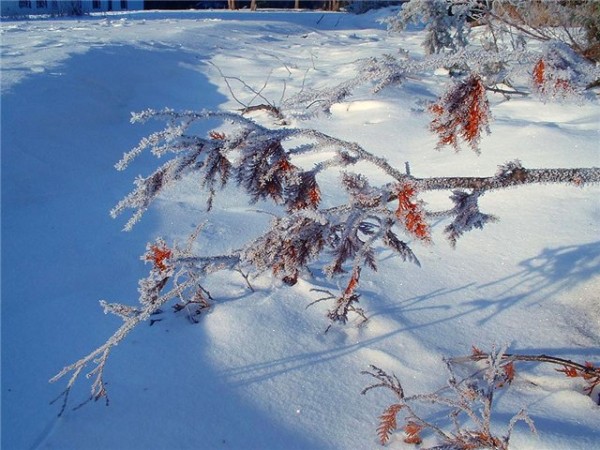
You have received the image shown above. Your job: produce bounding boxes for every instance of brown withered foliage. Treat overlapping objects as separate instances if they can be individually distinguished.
[532,58,573,97]
[145,242,172,272]
[403,421,423,445]
[363,346,600,448]
[557,361,600,400]
[395,183,430,241]
[533,59,546,89]
[460,350,600,403]
[377,403,404,445]
[320,267,367,329]
[430,75,491,154]
[209,130,226,140]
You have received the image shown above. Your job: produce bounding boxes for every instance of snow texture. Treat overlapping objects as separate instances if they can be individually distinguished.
[2,7,599,450]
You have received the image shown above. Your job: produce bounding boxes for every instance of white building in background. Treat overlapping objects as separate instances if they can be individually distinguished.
[1,1,145,16]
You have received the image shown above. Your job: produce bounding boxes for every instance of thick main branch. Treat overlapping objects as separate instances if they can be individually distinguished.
[411,167,600,192]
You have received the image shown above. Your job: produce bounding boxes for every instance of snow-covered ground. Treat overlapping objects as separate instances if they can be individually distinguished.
[2,8,599,450]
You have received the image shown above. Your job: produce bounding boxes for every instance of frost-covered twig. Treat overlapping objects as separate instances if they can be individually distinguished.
[363,345,599,447]
[450,349,600,404]
[362,345,540,448]
[208,61,287,122]
[50,239,238,415]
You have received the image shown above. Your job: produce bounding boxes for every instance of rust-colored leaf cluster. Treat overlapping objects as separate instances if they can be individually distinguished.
[209,130,226,140]
[533,59,545,88]
[277,158,294,172]
[287,172,321,211]
[324,267,366,327]
[557,361,600,399]
[448,431,504,450]
[532,58,572,97]
[272,238,299,284]
[557,365,579,378]
[308,186,321,206]
[376,407,423,446]
[403,421,423,445]
[343,267,361,298]
[146,243,172,272]
[396,183,430,241]
[499,361,515,388]
[377,403,403,445]
[430,75,490,153]
[377,404,402,445]
[236,140,321,212]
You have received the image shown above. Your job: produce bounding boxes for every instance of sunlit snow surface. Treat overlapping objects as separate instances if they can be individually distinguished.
[2,8,599,450]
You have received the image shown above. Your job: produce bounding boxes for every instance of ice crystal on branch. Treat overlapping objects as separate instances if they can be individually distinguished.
[244,213,330,285]
[430,74,491,153]
[326,267,366,327]
[444,190,498,247]
[387,0,473,55]
[389,0,600,66]
[495,159,526,182]
[363,348,598,447]
[99,301,140,321]
[49,231,236,414]
[358,54,408,94]
[381,223,421,267]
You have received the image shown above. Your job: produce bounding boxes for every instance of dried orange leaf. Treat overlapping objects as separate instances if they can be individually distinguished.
[403,421,423,445]
[377,404,403,445]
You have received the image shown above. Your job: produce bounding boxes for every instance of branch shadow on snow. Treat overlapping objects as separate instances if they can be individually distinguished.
[464,241,600,324]
[212,241,599,390]
[491,410,600,444]
[489,241,600,295]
